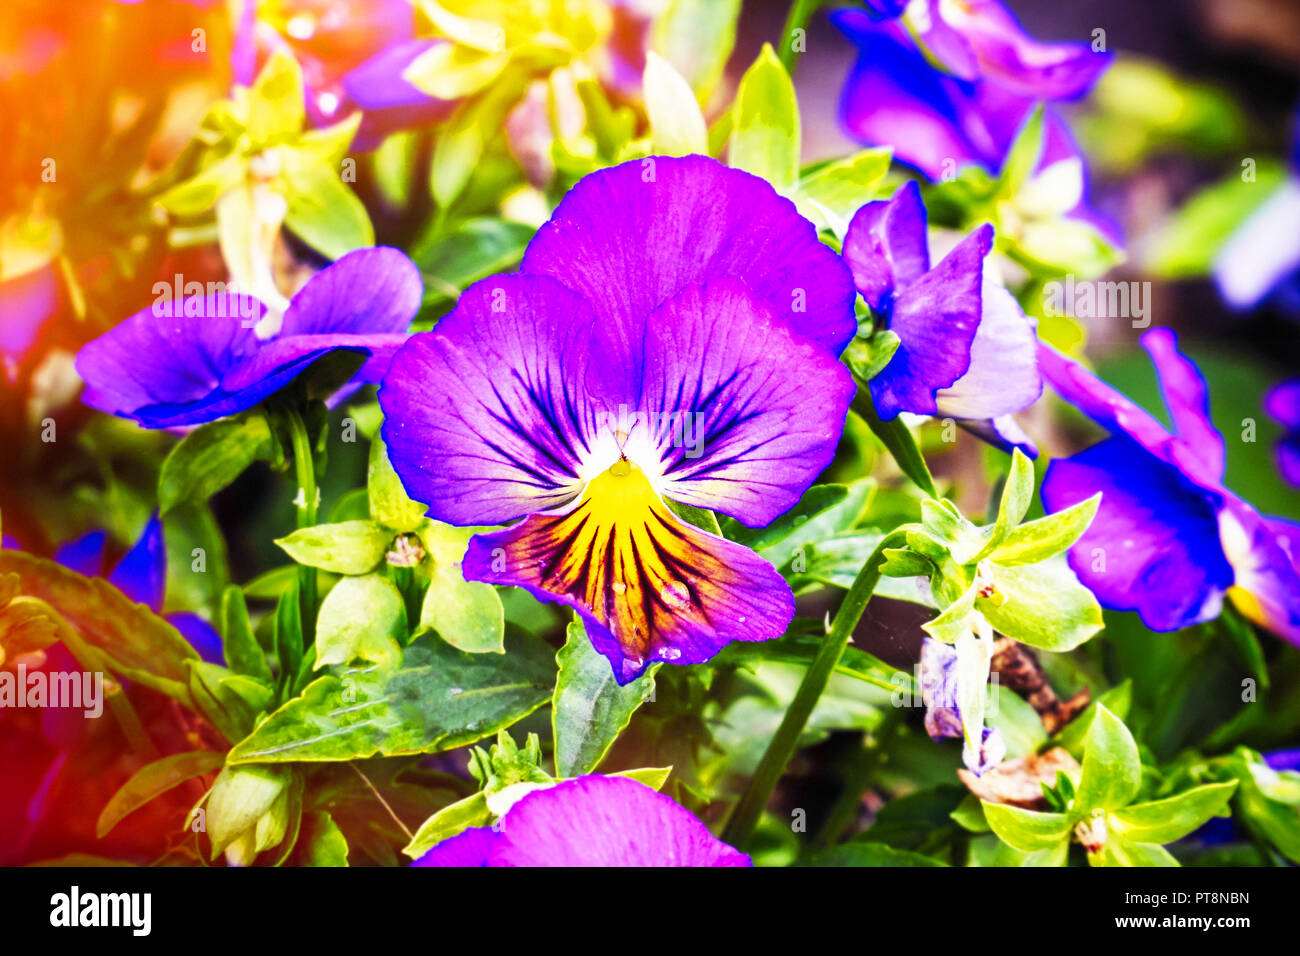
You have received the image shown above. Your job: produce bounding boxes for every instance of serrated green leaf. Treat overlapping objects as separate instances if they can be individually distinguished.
[552,619,656,777]
[227,632,554,764]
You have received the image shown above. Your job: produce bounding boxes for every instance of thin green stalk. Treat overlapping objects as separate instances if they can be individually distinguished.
[722,529,907,848]
[778,0,823,75]
[284,408,318,645]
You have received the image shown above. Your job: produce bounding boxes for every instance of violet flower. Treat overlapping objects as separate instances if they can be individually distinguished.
[831,1,1111,181]
[1265,379,1300,488]
[843,181,1041,452]
[380,155,857,682]
[76,246,421,428]
[1039,329,1300,644]
[411,775,750,867]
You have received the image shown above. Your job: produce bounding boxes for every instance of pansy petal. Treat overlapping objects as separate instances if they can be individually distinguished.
[108,515,165,612]
[77,294,266,424]
[832,11,995,177]
[463,460,793,683]
[522,155,857,355]
[219,332,408,392]
[958,415,1038,456]
[279,247,422,338]
[637,279,856,526]
[1220,502,1300,646]
[935,279,1041,419]
[1141,328,1225,484]
[842,180,931,309]
[169,612,224,666]
[871,224,991,419]
[1264,378,1300,431]
[379,275,606,526]
[410,826,497,867]
[53,530,107,578]
[1036,340,1171,458]
[942,0,1112,100]
[1276,436,1300,488]
[1042,436,1234,632]
[490,776,751,867]
[0,264,58,365]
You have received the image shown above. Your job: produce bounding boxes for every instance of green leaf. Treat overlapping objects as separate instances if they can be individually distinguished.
[402,791,492,859]
[206,765,289,859]
[722,481,872,569]
[1089,839,1179,867]
[991,493,1100,566]
[1073,705,1141,813]
[1233,749,1300,863]
[303,811,349,866]
[158,413,274,516]
[157,153,246,218]
[280,149,374,260]
[997,104,1044,198]
[188,661,261,742]
[1052,681,1132,757]
[793,148,892,233]
[611,766,673,790]
[419,563,504,653]
[1145,163,1285,278]
[959,448,1034,564]
[843,331,901,384]
[801,843,948,867]
[979,557,1103,651]
[296,113,361,167]
[402,42,509,99]
[729,44,799,191]
[1110,782,1237,844]
[982,803,1072,852]
[552,619,656,777]
[922,579,980,644]
[275,521,390,575]
[643,51,707,156]
[97,750,225,838]
[412,217,535,306]
[368,435,427,533]
[854,390,937,497]
[227,632,554,764]
[652,0,741,99]
[315,573,405,669]
[248,51,306,144]
[0,552,198,703]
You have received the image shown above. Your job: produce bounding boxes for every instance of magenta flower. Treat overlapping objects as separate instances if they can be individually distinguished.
[1039,329,1300,643]
[843,181,1041,451]
[380,156,856,682]
[411,775,750,867]
[76,247,421,428]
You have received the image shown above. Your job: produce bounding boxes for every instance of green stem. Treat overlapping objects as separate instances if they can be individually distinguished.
[778,0,823,75]
[722,529,907,848]
[284,408,318,645]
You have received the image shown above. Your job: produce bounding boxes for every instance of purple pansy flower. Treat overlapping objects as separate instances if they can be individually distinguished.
[381,156,856,682]
[1264,379,1300,487]
[76,247,421,429]
[831,1,1111,181]
[1039,329,1300,644]
[1214,110,1300,313]
[412,775,751,867]
[919,637,1005,775]
[843,181,1041,452]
